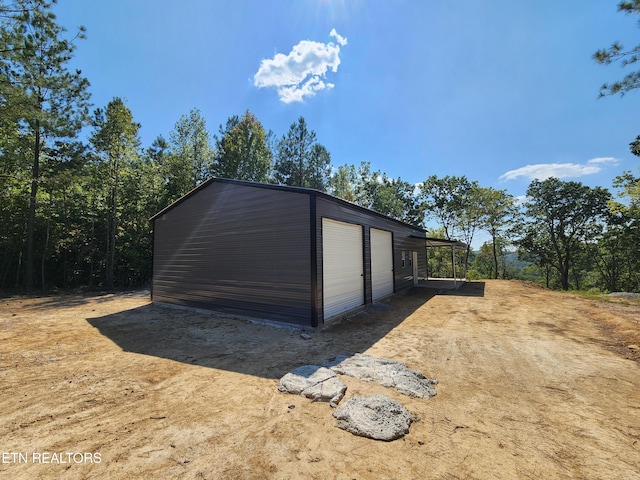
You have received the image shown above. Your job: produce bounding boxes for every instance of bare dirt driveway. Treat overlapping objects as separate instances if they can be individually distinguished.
[1,280,639,479]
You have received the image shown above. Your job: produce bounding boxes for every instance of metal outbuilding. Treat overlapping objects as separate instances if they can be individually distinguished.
[151,178,459,327]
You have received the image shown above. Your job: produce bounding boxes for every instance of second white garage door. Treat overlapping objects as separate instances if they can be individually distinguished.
[322,219,364,320]
[371,228,394,300]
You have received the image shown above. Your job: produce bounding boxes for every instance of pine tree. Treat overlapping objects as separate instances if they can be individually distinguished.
[1,0,90,289]
[90,98,140,288]
[274,116,331,191]
[213,110,272,182]
[163,108,214,203]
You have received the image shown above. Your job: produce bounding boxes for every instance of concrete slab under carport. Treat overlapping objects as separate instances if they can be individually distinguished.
[417,278,465,290]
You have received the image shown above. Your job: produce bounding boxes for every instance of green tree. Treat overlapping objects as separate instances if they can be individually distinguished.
[164,108,214,203]
[419,175,473,240]
[36,139,92,289]
[604,165,640,291]
[611,170,640,218]
[630,134,640,157]
[469,242,498,280]
[1,0,90,289]
[274,116,331,191]
[307,143,331,191]
[479,187,519,279]
[116,149,160,286]
[516,178,611,290]
[594,4,640,291]
[90,98,140,288]
[354,162,420,225]
[213,110,272,182]
[328,163,357,202]
[516,228,558,288]
[425,227,464,279]
[419,175,480,272]
[0,123,30,287]
[593,1,640,97]
[456,181,483,271]
[142,135,169,213]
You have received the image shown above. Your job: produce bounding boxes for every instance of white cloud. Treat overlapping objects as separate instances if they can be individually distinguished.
[514,195,529,206]
[499,157,621,182]
[277,77,334,104]
[330,28,348,47]
[253,29,347,103]
[586,156,619,166]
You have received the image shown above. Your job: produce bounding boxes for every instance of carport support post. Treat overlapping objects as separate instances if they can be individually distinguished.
[451,245,457,289]
[425,245,429,279]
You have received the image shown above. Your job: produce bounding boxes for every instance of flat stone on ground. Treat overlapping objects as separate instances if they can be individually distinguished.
[278,365,346,407]
[332,394,415,441]
[327,353,437,399]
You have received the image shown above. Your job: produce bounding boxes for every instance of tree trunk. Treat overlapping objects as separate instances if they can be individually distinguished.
[559,260,570,290]
[16,251,22,287]
[41,211,50,291]
[492,233,499,280]
[89,213,95,287]
[464,245,471,276]
[545,265,551,288]
[573,268,580,290]
[25,122,41,291]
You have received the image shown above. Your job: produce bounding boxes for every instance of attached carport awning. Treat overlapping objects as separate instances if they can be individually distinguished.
[425,237,467,250]
[409,231,467,250]
[409,232,468,288]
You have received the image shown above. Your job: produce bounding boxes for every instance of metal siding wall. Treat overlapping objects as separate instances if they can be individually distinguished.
[370,228,394,300]
[153,182,312,325]
[314,197,427,325]
[393,235,425,291]
[418,246,428,278]
[322,219,365,319]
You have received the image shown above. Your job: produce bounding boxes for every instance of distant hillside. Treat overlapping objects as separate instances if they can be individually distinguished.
[504,251,531,270]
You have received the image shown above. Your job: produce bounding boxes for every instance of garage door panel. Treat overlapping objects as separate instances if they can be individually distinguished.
[371,228,394,300]
[322,219,364,319]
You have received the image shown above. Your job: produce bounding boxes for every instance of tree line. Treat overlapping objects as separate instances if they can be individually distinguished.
[1,0,639,293]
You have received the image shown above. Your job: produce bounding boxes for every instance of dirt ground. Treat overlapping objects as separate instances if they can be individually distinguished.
[1,280,640,480]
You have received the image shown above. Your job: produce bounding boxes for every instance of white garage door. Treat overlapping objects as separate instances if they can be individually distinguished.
[322,219,364,320]
[371,228,394,300]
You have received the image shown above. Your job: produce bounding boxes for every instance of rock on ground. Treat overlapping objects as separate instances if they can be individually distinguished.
[332,395,415,441]
[327,353,437,399]
[608,292,640,298]
[278,365,346,407]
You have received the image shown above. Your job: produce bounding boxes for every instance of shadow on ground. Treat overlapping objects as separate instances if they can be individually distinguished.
[2,290,150,310]
[87,282,484,380]
[425,280,485,297]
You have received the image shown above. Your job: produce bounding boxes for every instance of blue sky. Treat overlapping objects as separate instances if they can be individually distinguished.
[54,1,638,214]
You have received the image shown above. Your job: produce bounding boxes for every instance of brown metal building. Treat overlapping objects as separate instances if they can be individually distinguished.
[151,178,434,327]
